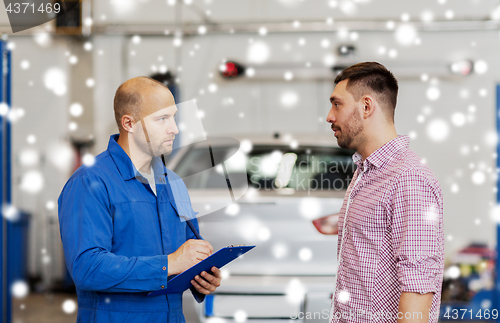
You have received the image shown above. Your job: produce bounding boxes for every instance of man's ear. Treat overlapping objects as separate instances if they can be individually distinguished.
[121,115,135,133]
[361,95,376,119]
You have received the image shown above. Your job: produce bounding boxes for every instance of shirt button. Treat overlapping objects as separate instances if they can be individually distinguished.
[161,285,165,289]
[162,266,166,271]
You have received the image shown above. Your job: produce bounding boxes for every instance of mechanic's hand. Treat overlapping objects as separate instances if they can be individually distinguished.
[191,266,222,295]
[168,240,213,275]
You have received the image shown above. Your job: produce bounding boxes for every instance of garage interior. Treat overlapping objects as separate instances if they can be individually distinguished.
[0,0,499,322]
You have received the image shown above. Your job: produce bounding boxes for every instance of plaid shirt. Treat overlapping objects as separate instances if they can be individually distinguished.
[330,135,444,323]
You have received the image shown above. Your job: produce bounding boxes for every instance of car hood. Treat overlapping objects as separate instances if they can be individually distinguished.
[188,189,345,276]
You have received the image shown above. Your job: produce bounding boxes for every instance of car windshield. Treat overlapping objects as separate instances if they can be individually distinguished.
[173,145,356,191]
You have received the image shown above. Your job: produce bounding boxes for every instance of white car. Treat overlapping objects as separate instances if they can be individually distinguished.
[167,134,355,323]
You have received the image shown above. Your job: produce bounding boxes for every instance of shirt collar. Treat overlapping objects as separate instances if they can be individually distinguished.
[352,135,410,171]
[107,134,168,181]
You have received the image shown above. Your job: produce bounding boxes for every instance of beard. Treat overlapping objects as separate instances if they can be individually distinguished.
[155,141,174,156]
[134,128,174,158]
[147,138,174,157]
[334,109,364,149]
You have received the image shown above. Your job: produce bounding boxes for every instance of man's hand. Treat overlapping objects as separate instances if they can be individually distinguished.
[168,240,213,276]
[191,266,222,295]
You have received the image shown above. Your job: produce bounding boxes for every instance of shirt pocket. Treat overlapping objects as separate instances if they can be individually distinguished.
[166,200,198,250]
[348,196,388,233]
[170,199,199,221]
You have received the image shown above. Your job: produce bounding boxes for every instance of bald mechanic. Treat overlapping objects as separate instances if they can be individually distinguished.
[58,77,221,322]
[325,62,444,322]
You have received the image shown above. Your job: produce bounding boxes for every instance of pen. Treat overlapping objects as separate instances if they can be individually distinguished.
[185,217,203,240]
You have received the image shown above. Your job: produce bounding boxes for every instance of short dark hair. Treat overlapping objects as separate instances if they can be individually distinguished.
[113,77,168,130]
[334,62,398,120]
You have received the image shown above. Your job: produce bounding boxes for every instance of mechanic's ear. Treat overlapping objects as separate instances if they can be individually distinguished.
[121,115,135,133]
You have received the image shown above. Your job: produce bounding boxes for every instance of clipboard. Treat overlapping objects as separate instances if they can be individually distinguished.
[148,245,255,296]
